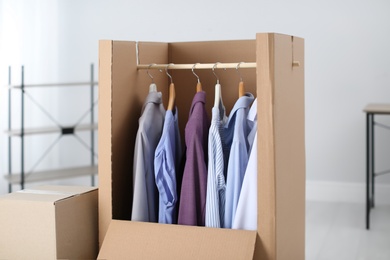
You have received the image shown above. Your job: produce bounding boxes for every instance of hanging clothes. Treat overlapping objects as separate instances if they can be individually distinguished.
[232,98,257,230]
[224,93,255,228]
[205,101,228,228]
[246,99,257,154]
[154,107,182,224]
[132,91,165,222]
[178,91,210,226]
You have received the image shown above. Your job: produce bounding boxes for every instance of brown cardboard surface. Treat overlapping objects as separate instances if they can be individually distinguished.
[98,40,114,245]
[0,185,98,259]
[273,34,305,260]
[2,190,73,202]
[111,41,168,221]
[56,187,98,259]
[256,33,277,260]
[98,40,168,244]
[257,33,305,260]
[34,184,97,194]
[98,220,256,260]
[98,33,305,259]
[0,199,57,259]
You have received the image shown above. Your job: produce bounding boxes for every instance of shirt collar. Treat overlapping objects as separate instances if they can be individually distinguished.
[189,91,206,116]
[233,93,254,111]
[248,98,257,122]
[227,92,255,123]
[141,91,163,113]
[145,91,163,105]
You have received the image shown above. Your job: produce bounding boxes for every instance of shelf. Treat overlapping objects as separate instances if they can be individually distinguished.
[6,81,98,89]
[5,123,98,136]
[6,65,98,191]
[4,165,98,185]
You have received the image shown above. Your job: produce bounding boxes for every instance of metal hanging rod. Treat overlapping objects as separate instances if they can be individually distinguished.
[137,62,257,70]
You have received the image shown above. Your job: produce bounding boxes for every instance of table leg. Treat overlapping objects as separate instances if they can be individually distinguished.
[371,114,375,208]
[366,113,371,230]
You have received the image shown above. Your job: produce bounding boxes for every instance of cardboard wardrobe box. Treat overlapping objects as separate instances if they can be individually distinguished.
[98,33,305,259]
[0,185,98,259]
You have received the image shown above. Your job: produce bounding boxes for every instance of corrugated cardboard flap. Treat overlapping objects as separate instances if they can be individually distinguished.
[98,220,257,260]
[3,185,98,204]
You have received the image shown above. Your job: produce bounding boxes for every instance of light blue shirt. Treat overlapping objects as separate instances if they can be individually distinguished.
[205,102,228,228]
[154,108,182,224]
[233,98,258,231]
[224,93,254,228]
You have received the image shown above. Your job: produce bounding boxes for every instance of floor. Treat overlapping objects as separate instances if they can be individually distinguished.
[306,201,390,260]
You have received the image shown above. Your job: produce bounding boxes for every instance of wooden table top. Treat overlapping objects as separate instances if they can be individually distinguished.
[364,104,390,114]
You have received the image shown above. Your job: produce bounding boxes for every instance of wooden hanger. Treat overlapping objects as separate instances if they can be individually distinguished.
[192,63,202,92]
[166,64,176,111]
[237,62,245,97]
[238,81,245,97]
[196,82,202,92]
[167,82,175,111]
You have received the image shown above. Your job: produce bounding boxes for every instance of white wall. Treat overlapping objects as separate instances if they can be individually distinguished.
[1,0,390,195]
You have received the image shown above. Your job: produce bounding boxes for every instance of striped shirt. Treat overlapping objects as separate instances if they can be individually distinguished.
[205,103,228,228]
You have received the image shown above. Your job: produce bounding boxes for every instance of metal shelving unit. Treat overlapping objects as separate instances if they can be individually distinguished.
[5,64,98,192]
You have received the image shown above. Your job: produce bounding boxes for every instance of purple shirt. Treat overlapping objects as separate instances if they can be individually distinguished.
[178,91,210,226]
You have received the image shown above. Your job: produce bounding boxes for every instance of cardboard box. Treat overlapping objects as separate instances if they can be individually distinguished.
[98,220,257,259]
[0,185,98,259]
[98,33,305,259]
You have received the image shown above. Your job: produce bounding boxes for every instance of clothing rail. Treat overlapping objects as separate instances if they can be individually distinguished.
[137,62,257,70]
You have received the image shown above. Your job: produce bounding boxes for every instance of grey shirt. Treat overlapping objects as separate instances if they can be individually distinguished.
[132,91,166,222]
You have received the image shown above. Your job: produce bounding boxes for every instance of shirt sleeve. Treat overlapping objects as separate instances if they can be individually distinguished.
[178,134,208,226]
[205,125,224,228]
[154,149,176,207]
[131,132,150,221]
[154,114,179,224]
[232,134,258,230]
[224,139,249,228]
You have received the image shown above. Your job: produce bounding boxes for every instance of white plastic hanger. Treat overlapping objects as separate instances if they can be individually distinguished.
[149,83,157,93]
[213,62,223,108]
[147,64,157,93]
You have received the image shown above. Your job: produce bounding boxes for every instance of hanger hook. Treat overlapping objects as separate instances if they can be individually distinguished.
[165,63,173,84]
[236,62,244,82]
[147,63,156,83]
[192,63,200,83]
[212,62,221,84]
